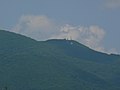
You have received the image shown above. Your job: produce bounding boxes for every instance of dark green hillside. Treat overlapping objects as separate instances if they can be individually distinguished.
[46,39,119,63]
[0,30,120,90]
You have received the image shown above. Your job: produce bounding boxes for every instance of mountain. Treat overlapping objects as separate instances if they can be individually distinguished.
[0,30,120,90]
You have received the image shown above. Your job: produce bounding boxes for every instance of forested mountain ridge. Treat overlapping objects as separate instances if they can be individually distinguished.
[0,30,120,90]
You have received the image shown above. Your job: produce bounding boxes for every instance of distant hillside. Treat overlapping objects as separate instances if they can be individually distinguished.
[0,30,120,90]
[46,39,120,63]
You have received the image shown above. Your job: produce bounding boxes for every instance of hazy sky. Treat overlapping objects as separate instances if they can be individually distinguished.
[0,0,120,54]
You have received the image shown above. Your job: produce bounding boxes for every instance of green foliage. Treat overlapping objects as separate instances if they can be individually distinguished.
[0,30,120,90]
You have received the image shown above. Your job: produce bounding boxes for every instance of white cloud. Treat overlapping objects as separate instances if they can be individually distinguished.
[12,15,57,40]
[12,15,118,54]
[51,24,107,53]
[50,24,80,40]
[105,0,120,9]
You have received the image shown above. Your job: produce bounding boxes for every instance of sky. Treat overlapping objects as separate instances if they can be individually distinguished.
[0,0,120,54]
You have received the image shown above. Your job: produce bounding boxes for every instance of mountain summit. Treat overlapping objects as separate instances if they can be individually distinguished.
[0,30,120,90]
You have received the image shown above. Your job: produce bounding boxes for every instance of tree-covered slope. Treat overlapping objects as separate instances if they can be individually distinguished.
[46,39,120,63]
[0,30,120,90]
